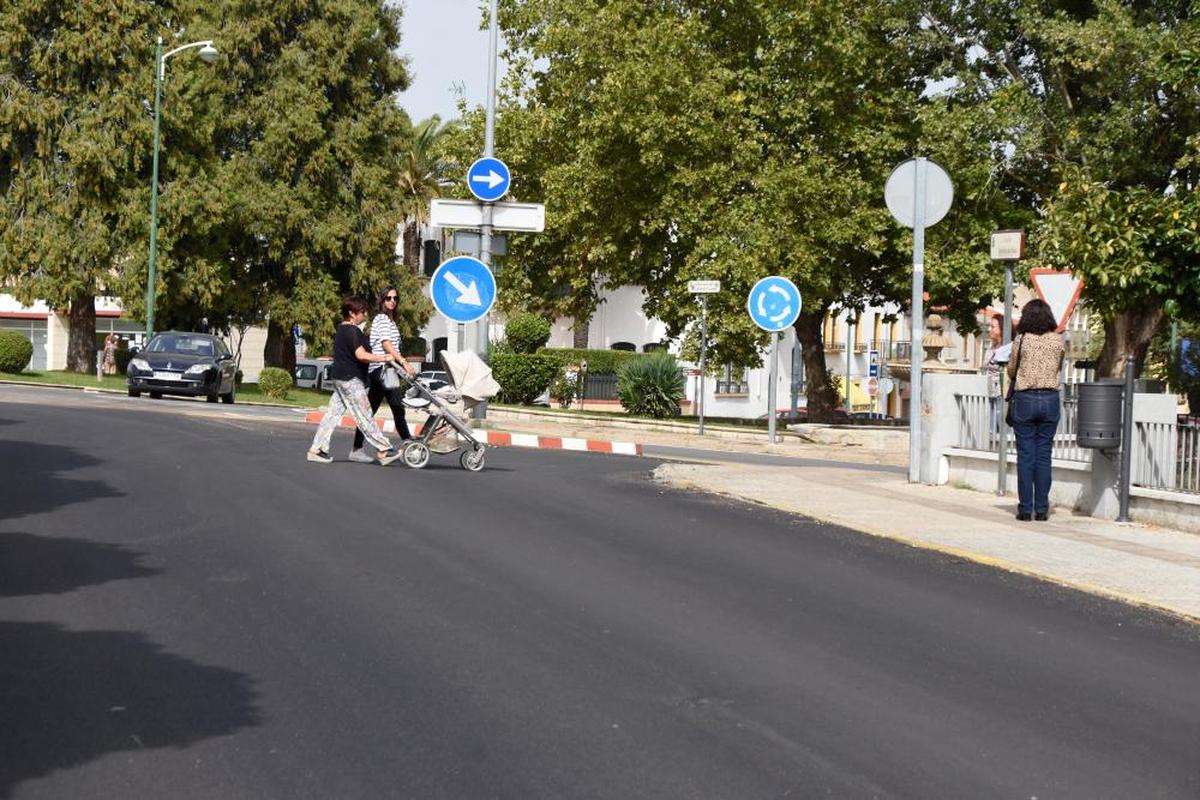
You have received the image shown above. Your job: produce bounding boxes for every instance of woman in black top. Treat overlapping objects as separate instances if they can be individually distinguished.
[307,295,403,465]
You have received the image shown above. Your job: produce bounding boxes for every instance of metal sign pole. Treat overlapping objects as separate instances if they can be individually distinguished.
[768,333,779,444]
[472,0,500,420]
[1117,355,1136,522]
[845,316,853,415]
[998,260,1014,493]
[908,158,928,483]
[698,296,708,435]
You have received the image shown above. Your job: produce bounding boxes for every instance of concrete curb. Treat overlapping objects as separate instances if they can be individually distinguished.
[302,410,643,456]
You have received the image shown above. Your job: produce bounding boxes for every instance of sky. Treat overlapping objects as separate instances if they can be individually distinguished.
[396,0,507,123]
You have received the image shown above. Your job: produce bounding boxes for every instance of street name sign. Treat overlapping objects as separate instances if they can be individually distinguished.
[746,276,802,332]
[430,199,546,232]
[990,229,1025,261]
[430,256,496,324]
[688,280,721,294]
[1029,268,1084,332]
[467,157,511,202]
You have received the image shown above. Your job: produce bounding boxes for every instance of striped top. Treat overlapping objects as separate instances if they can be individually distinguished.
[367,313,401,373]
[1006,332,1064,391]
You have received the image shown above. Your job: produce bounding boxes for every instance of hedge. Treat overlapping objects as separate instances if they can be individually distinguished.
[504,312,552,354]
[0,331,33,373]
[537,347,646,375]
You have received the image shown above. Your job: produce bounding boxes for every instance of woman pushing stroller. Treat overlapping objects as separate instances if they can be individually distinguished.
[307,295,404,466]
[348,286,418,463]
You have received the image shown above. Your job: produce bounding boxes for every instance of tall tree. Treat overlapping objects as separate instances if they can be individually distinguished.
[923,0,1200,376]
[398,115,457,273]
[492,0,931,419]
[0,0,186,370]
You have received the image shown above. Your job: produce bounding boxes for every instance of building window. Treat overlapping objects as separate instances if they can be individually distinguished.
[611,341,636,351]
[716,364,749,395]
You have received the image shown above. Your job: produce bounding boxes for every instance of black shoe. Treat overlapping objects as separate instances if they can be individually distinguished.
[1034,512,1049,521]
[1016,512,1032,521]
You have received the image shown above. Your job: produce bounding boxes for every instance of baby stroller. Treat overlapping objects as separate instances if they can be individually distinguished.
[394,349,499,471]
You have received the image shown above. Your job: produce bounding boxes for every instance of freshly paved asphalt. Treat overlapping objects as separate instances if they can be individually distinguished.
[2,386,1198,799]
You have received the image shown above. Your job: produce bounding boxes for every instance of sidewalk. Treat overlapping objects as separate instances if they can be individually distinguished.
[485,407,1200,622]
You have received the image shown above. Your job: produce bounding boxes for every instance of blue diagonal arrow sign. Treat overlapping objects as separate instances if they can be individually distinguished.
[431,256,496,324]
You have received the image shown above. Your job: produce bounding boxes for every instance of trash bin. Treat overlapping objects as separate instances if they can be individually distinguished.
[1077,379,1124,449]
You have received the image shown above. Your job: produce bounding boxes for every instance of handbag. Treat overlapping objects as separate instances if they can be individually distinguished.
[381,363,401,390]
[1004,336,1023,428]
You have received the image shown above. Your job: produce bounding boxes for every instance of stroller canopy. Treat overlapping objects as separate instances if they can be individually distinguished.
[440,350,500,403]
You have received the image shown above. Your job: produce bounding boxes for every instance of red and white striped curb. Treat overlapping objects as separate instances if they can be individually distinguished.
[303,411,643,456]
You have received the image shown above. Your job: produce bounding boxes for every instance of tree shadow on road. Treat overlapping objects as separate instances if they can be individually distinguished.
[0,532,161,597]
[0,622,261,798]
[0,439,123,523]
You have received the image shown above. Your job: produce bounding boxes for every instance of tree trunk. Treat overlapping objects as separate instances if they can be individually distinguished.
[403,221,421,274]
[263,319,297,378]
[66,294,96,373]
[1096,303,1163,379]
[794,308,837,422]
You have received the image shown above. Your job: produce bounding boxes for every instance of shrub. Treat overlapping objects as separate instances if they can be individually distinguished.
[0,331,33,373]
[550,369,581,409]
[504,312,552,354]
[491,351,565,404]
[401,336,427,357]
[618,352,685,419]
[257,366,293,400]
[115,345,133,374]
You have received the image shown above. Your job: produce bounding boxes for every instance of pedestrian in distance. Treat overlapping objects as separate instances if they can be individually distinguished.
[1006,298,1064,521]
[307,295,403,466]
[349,286,418,463]
[102,333,118,375]
[983,312,1004,435]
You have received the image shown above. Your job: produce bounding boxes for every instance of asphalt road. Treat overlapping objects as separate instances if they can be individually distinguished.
[1,386,1198,799]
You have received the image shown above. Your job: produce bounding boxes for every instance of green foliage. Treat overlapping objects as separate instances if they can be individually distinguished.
[541,348,643,375]
[0,331,33,373]
[504,312,552,354]
[550,369,581,409]
[491,352,565,404]
[115,346,133,375]
[401,336,427,357]
[617,352,685,419]
[257,366,293,400]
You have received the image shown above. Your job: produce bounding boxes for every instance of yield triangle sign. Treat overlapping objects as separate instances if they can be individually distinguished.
[1029,268,1084,332]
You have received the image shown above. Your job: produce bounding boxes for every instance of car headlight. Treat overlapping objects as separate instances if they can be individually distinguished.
[185,364,211,375]
[131,358,151,372]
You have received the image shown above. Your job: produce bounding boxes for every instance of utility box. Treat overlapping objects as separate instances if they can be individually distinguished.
[1077,379,1124,449]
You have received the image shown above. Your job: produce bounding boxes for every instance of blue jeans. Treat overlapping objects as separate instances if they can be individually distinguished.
[1011,389,1061,515]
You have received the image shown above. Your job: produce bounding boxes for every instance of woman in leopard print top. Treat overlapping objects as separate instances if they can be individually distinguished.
[1005,299,1064,521]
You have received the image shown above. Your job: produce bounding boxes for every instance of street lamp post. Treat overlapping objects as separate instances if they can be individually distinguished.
[145,36,219,338]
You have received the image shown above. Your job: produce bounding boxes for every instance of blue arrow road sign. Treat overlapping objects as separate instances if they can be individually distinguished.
[431,256,497,324]
[466,157,511,202]
[747,276,802,332]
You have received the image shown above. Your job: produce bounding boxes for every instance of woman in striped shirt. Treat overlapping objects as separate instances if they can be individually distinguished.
[350,286,417,462]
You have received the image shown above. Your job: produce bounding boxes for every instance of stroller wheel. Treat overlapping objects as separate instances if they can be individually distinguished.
[402,440,431,469]
[459,447,485,472]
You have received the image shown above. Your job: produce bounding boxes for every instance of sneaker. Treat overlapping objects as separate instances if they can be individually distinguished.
[306,449,332,464]
[348,449,376,464]
[376,447,403,466]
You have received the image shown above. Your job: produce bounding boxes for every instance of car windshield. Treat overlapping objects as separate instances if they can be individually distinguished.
[147,336,214,357]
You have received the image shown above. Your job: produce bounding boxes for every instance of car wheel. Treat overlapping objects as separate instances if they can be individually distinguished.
[221,385,235,404]
[128,389,140,398]
[402,440,430,469]
[149,391,162,399]
[459,447,485,472]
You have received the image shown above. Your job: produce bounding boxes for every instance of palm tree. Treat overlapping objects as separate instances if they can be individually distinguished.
[397,116,456,273]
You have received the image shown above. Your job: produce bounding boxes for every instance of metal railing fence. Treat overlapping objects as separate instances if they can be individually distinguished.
[953,393,1090,464]
[1134,418,1200,495]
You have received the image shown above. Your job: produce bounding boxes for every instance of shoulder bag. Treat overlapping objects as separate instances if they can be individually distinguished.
[1003,336,1023,428]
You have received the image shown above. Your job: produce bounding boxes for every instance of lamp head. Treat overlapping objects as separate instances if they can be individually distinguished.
[197,43,219,63]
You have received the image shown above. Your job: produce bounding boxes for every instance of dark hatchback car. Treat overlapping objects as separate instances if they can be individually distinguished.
[127,332,237,403]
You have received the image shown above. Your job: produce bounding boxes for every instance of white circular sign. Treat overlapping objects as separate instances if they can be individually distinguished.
[877,377,895,396]
[884,158,953,229]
